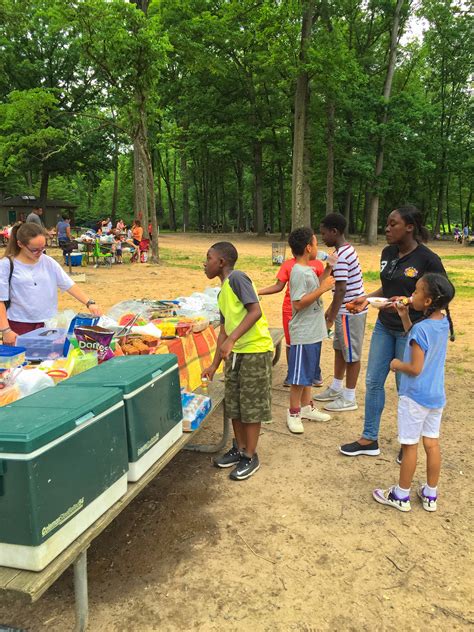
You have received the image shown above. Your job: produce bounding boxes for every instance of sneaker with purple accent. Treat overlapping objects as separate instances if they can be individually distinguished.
[417,485,437,512]
[372,486,411,512]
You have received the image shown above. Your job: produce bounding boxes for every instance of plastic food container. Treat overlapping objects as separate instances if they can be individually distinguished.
[192,318,209,333]
[0,345,26,370]
[176,322,193,337]
[16,328,67,361]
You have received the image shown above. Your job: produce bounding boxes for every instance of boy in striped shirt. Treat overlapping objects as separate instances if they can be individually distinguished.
[315,213,367,412]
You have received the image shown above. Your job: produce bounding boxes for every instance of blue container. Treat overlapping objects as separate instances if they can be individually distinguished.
[65,252,83,266]
[16,328,67,361]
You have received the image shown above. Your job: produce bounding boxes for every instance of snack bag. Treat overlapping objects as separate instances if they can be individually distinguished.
[74,325,115,363]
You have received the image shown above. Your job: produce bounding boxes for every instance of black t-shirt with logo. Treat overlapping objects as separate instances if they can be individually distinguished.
[378,244,446,331]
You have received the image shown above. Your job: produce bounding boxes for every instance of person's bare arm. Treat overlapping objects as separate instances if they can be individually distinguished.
[66,284,102,316]
[325,280,346,326]
[202,326,227,380]
[0,302,16,345]
[258,279,285,296]
[292,276,335,312]
[390,342,424,376]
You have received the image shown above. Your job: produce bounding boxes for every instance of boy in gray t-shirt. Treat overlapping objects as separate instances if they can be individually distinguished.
[286,227,336,434]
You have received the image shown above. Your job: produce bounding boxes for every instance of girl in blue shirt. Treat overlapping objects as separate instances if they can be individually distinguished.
[373,273,455,513]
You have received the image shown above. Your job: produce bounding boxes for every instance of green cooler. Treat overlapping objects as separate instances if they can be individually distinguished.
[61,355,183,482]
[0,387,128,571]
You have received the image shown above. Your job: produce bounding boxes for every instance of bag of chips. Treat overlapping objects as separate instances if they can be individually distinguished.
[74,325,115,363]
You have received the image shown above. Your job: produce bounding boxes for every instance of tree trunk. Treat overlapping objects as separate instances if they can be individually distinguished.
[445,174,451,233]
[291,2,317,229]
[39,167,49,213]
[344,183,352,230]
[465,186,472,229]
[134,103,158,262]
[254,141,264,235]
[302,85,311,221]
[234,160,244,231]
[181,153,189,232]
[326,99,335,215]
[133,137,148,225]
[366,0,405,245]
[278,162,287,239]
[111,138,119,225]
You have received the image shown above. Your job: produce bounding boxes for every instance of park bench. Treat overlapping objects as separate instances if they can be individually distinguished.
[0,328,284,632]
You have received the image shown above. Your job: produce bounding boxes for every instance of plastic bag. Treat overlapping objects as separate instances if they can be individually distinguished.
[107,300,152,324]
[44,309,76,330]
[65,348,98,376]
[16,368,55,397]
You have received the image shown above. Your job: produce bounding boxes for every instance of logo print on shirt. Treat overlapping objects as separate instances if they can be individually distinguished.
[404,266,418,278]
[380,260,388,272]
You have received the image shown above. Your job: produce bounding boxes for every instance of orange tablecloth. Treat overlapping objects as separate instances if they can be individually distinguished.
[155,326,221,391]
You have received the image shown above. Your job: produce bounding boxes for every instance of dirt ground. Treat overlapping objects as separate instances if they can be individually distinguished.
[1,233,472,631]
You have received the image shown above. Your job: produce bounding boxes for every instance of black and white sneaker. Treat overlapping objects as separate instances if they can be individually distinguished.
[396,448,403,465]
[339,439,380,456]
[213,440,242,468]
[229,453,260,480]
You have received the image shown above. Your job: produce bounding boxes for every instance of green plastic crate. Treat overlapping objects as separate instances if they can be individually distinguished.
[60,355,183,481]
[0,386,128,571]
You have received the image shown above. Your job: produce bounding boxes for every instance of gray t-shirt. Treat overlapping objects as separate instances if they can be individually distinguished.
[26,212,43,226]
[289,263,327,345]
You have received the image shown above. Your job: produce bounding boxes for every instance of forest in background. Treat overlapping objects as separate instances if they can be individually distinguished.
[0,0,472,262]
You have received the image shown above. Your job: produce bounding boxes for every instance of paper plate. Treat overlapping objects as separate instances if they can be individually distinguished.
[366,298,391,308]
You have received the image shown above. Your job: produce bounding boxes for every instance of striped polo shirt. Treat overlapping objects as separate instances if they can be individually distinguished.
[333,243,366,315]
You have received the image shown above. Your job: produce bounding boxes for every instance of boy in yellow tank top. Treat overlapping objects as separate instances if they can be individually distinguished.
[202,242,273,480]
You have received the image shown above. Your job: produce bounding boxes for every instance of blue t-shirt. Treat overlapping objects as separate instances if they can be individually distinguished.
[399,317,449,408]
[57,220,69,240]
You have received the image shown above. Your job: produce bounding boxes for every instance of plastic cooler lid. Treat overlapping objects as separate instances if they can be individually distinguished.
[0,386,123,454]
[60,355,178,394]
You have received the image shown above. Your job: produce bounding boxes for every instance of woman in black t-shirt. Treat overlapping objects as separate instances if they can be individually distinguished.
[339,206,446,458]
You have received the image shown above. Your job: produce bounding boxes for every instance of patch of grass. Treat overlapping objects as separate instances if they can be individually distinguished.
[363,271,380,282]
[442,254,474,260]
[454,286,474,299]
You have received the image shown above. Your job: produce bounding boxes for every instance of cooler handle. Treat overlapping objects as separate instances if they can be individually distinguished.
[0,460,6,496]
[74,412,95,426]
[151,369,163,379]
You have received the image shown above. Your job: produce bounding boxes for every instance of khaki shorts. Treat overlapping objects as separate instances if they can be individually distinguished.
[224,352,272,423]
[333,312,367,363]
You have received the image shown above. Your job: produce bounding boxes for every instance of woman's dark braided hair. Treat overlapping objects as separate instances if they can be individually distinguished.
[421,273,455,341]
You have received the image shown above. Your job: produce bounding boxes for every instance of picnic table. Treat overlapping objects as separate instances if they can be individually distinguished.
[0,328,284,631]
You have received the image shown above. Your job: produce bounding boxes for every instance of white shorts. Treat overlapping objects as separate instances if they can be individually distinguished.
[398,395,443,445]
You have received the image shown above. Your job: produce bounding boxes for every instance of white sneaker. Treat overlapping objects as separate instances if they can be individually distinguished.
[313,387,341,402]
[417,485,437,512]
[287,411,304,434]
[324,396,358,412]
[301,404,331,422]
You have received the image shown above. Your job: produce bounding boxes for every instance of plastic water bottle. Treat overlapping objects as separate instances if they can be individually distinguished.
[317,251,328,261]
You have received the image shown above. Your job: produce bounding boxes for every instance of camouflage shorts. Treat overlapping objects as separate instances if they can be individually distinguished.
[224,352,273,424]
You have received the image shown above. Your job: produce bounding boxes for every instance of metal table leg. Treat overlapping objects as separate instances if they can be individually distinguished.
[184,410,230,454]
[74,549,89,632]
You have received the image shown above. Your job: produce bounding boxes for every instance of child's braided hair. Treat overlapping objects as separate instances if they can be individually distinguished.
[421,273,456,341]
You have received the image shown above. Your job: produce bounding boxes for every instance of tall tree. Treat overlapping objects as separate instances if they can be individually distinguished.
[292,1,319,229]
[366,0,406,245]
